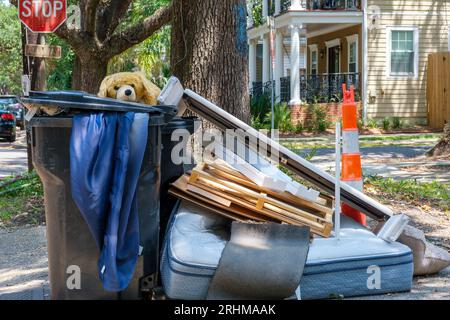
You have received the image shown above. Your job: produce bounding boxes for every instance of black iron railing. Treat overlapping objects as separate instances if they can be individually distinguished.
[274,73,360,103]
[250,81,276,100]
[281,0,361,12]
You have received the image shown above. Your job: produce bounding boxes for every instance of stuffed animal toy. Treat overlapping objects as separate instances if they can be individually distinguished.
[98,71,161,105]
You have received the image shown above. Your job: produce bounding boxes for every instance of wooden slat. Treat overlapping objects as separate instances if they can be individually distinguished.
[205,162,331,212]
[171,173,333,237]
[191,176,331,224]
[190,176,330,226]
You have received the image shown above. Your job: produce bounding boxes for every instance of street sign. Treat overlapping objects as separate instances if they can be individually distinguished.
[18,0,67,33]
[25,44,61,58]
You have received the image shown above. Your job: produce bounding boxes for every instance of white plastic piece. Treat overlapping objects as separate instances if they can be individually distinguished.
[213,144,287,192]
[157,76,187,116]
[377,214,410,243]
[25,106,39,121]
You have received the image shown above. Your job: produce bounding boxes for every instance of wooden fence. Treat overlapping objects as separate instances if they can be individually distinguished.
[427,53,450,129]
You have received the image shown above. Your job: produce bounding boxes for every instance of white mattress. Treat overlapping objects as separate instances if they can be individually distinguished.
[161,200,413,300]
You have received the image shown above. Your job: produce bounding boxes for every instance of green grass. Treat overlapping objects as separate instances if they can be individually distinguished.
[359,134,439,142]
[0,171,44,227]
[280,133,439,151]
[365,175,450,212]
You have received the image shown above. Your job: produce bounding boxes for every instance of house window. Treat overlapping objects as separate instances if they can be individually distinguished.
[387,27,419,78]
[311,51,318,75]
[309,44,318,75]
[346,34,358,73]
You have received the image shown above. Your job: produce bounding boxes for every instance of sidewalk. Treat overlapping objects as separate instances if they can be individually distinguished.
[0,225,448,300]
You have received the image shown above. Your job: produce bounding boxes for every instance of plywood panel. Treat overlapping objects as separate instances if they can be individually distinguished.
[427,53,450,129]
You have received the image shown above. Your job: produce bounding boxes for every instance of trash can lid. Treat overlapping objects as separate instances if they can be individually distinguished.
[21,91,177,120]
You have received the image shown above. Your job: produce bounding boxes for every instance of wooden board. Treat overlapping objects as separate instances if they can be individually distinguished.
[25,44,61,59]
[170,177,270,222]
[195,164,332,218]
[191,176,331,225]
[171,175,333,237]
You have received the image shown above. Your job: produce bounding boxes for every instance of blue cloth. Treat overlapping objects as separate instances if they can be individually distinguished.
[70,112,149,292]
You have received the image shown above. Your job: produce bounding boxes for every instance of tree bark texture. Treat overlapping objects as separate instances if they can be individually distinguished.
[428,121,450,157]
[171,0,250,123]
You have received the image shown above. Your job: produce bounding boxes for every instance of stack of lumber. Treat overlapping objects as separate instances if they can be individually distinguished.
[169,161,334,237]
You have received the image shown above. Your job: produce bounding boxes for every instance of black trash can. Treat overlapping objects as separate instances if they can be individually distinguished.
[159,117,198,241]
[23,91,176,300]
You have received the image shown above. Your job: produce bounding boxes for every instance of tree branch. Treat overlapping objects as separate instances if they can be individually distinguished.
[96,0,133,42]
[103,2,173,58]
[80,0,101,35]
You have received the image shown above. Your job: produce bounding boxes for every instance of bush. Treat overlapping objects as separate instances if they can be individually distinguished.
[392,117,403,129]
[382,117,391,131]
[250,92,272,123]
[307,103,331,133]
[293,122,304,134]
[264,102,292,132]
[366,118,378,129]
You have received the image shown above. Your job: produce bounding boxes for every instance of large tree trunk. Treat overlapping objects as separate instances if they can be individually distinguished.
[72,56,108,94]
[171,0,250,122]
[428,121,450,157]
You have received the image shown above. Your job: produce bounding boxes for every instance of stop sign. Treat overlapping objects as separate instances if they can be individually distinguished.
[19,0,67,33]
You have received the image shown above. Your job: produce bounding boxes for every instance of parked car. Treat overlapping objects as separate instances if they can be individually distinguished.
[0,108,16,142]
[6,103,25,130]
[0,96,24,130]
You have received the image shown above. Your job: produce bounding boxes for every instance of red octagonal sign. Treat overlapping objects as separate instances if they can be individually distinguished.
[19,0,67,33]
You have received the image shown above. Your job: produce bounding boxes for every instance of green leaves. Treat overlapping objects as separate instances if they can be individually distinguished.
[0,3,22,94]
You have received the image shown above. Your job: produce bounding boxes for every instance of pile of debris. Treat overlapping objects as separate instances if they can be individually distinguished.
[170,160,334,237]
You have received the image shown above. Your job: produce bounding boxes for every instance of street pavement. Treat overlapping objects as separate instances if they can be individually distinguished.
[299,146,450,185]
[0,130,28,179]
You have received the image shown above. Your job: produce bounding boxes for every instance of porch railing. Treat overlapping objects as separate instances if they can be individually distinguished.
[251,73,360,104]
[281,0,361,12]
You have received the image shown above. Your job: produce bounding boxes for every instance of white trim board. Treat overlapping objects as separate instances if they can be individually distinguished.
[385,26,419,79]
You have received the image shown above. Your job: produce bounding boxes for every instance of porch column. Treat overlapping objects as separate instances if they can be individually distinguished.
[291,0,305,10]
[289,24,302,106]
[262,35,270,85]
[275,0,281,15]
[275,30,284,100]
[249,40,257,89]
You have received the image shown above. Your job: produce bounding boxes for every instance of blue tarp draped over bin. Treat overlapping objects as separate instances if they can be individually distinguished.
[70,112,149,292]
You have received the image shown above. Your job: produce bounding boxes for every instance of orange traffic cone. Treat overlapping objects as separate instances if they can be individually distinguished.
[341,84,366,225]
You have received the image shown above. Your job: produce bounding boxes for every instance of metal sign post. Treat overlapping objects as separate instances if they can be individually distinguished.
[268,15,275,139]
[335,122,342,240]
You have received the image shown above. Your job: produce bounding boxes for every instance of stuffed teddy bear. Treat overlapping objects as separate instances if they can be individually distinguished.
[98,71,161,105]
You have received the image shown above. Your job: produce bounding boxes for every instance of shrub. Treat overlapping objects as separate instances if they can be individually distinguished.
[250,92,272,122]
[392,117,403,129]
[251,115,264,130]
[293,122,304,134]
[382,117,391,131]
[264,102,292,132]
[307,103,331,133]
[366,118,378,129]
